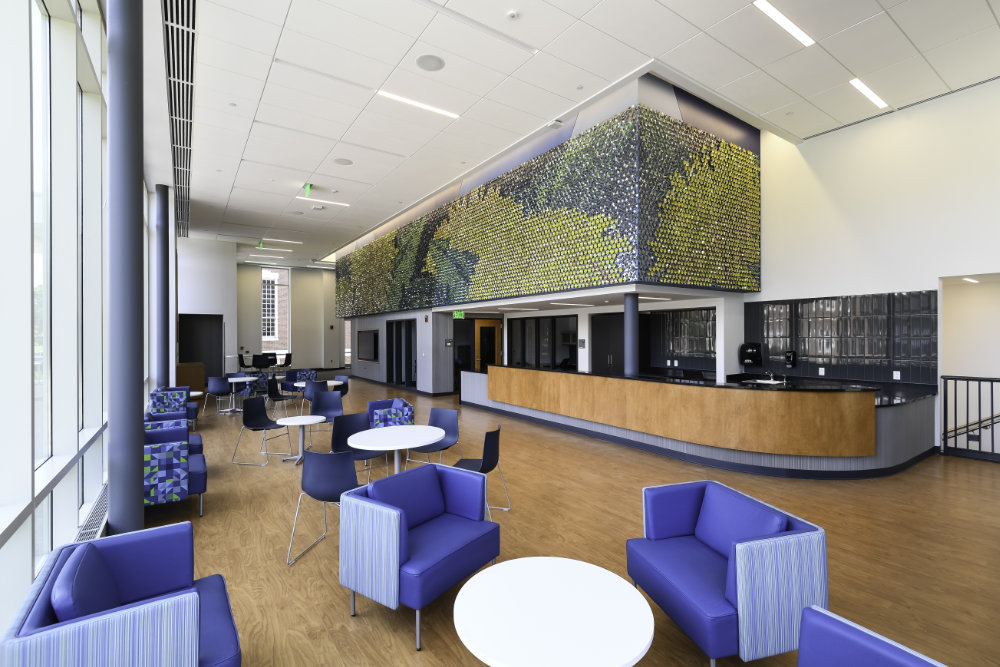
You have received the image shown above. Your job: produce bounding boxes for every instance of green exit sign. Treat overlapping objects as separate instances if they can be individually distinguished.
[453,311,465,319]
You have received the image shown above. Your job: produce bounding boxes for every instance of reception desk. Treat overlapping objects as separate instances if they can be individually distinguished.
[461,366,936,478]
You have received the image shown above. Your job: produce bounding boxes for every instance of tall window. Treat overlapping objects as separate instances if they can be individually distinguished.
[261,267,289,354]
[31,0,52,469]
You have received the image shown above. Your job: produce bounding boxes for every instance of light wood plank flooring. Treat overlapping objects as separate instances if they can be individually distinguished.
[147,378,1000,666]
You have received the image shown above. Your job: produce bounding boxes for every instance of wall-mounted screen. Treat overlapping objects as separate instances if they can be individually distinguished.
[357,329,379,362]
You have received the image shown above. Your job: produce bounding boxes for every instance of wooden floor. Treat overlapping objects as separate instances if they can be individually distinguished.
[147,378,1000,666]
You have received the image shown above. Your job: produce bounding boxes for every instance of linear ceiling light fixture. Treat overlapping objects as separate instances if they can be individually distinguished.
[638,296,673,301]
[497,307,540,311]
[295,196,350,207]
[549,302,593,307]
[962,277,980,283]
[258,247,293,252]
[246,260,277,265]
[262,238,303,244]
[753,0,815,46]
[375,90,460,119]
[249,254,283,259]
[849,78,889,109]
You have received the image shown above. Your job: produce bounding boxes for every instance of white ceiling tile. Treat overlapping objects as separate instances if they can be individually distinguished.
[544,20,649,80]
[768,0,883,42]
[888,0,996,51]
[192,105,254,135]
[314,143,406,183]
[284,0,414,65]
[274,30,393,89]
[234,161,312,196]
[706,5,806,67]
[340,121,437,158]
[486,77,576,119]
[543,0,604,18]
[820,12,920,75]
[197,1,283,55]
[876,0,907,7]
[379,68,483,115]
[282,199,344,222]
[201,0,291,25]
[195,35,273,80]
[656,0,751,30]
[362,95,457,132]
[193,86,259,120]
[191,121,248,155]
[265,61,374,109]
[194,63,265,102]
[862,55,948,108]
[444,117,524,147]
[313,0,435,36]
[659,33,757,88]
[923,25,1000,89]
[397,42,508,97]
[255,103,348,140]
[808,82,884,124]
[463,98,548,135]
[583,0,700,57]
[259,84,363,129]
[513,52,609,102]
[717,70,802,115]
[228,187,295,212]
[764,46,854,98]
[760,100,839,138]
[443,0,576,50]
[219,221,273,237]
[303,175,375,200]
[420,14,534,73]
[242,122,336,171]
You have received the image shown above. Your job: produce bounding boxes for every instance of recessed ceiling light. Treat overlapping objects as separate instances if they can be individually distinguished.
[575,84,584,90]
[295,196,350,207]
[849,78,888,109]
[550,302,593,307]
[312,205,325,210]
[228,102,237,107]
[376,90,460,119]
[753,0,815,47]
[962,277,980,283]
[638,296,672,301]
[333,158,354,166]
[416,54,445,71]
[263,238,303,244]
[249,254,283,259]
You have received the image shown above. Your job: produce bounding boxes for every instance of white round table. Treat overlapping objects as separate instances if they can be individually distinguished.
[189,390,204,398]
[454,557,653,667]
[347,424,444,474]
[223,376,253,413]
[277,415,326,465]
[293,380,343,389]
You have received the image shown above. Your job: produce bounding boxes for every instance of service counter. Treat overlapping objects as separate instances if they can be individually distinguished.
[460,366,937,478]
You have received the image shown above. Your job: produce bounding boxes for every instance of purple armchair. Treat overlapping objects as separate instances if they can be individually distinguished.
[798,606,946,667]
[339,464,499,650]
[1,522,240,667]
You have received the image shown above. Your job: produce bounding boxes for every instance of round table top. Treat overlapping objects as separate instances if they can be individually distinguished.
[189,391,204,398]
[227,376,252,384]
[453,557,653,667]
[277,415,326,427]
[347,424,444,452]
[294,380,343,388]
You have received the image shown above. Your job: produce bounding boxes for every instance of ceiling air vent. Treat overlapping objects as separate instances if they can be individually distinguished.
[161,0,196,237]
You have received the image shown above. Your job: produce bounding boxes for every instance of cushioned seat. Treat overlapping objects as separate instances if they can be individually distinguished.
[194,575,241,667]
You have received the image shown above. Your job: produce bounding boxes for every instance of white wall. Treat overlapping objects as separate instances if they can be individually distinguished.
[322,270,343,368]
[941,279,1000,378]
[177,238,238,372]
[349,309,453,394]
[235,263,261,368]
[290,268,324,369]
[757,77,1000,301]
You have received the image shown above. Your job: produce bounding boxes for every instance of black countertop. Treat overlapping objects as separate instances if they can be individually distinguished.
[477,365,936,407]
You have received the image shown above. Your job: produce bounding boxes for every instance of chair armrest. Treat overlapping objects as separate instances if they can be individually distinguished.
[733,528,828,661]
[2,589,199,667]
[798,606,946,667]
[642,481,706,540]
[436,465,487,521]
[94,522,195,602]
[339,491,405,610]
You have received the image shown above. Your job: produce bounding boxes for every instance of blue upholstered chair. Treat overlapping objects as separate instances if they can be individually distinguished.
[286,450,360,566]
[626,481,828,666]
[158,386,200,429]
[145,389,188,422]
[453,426,509,518]
[0,522,241,667]
[798,606,946,667]
[204,376,232,415]
[332,412,388,482]
[279,369,299,394]
[340,464,500,650]
[231,396,292,467]
[143,421,207,516]
[250,372,268,396]
[406,407,460,467]
[144,419,202,455]
[368,398,414,428]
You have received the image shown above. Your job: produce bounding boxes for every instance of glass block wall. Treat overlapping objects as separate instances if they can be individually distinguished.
[336,104,761,318]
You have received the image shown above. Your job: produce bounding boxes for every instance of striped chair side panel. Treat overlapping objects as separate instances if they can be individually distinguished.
[2,591,199,667]
[734,529,828,662]
[339,495,401,610]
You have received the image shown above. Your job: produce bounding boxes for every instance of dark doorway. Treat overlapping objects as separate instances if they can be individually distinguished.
[386,319,417,387]
[178,314,224,378]
[479,326,497,367]
[590,313,624,376]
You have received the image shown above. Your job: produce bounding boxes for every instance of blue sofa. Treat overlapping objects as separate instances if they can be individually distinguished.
[1,522,240,667]
[339,463,499,650]
[798,606,946,666]
[626,481,828,664]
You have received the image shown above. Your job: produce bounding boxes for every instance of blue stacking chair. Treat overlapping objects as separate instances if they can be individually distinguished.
[231,396,292,467]
[286,450,360,566]
[203,376,232,415]
[406,407,460,468]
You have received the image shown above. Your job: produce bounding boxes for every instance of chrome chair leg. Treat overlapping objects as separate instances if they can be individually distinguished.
[350,591,356,616]
[262,428,293,457]
[231,426,268,466]
[287,494,331,566]
[416,609,421,651]
[199,494,203,517]
[487,464,512,513]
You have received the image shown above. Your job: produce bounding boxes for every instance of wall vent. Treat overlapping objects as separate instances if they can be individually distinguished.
[161,0,197,237]
[75,484,109,542]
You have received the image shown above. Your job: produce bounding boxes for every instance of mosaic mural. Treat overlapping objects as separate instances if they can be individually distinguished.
[336,105,760,318]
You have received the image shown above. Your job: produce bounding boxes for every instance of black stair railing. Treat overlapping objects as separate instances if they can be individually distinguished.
[942,376,1000,461]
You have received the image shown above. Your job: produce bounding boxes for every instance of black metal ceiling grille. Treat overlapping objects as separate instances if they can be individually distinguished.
[162,0,195,237]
